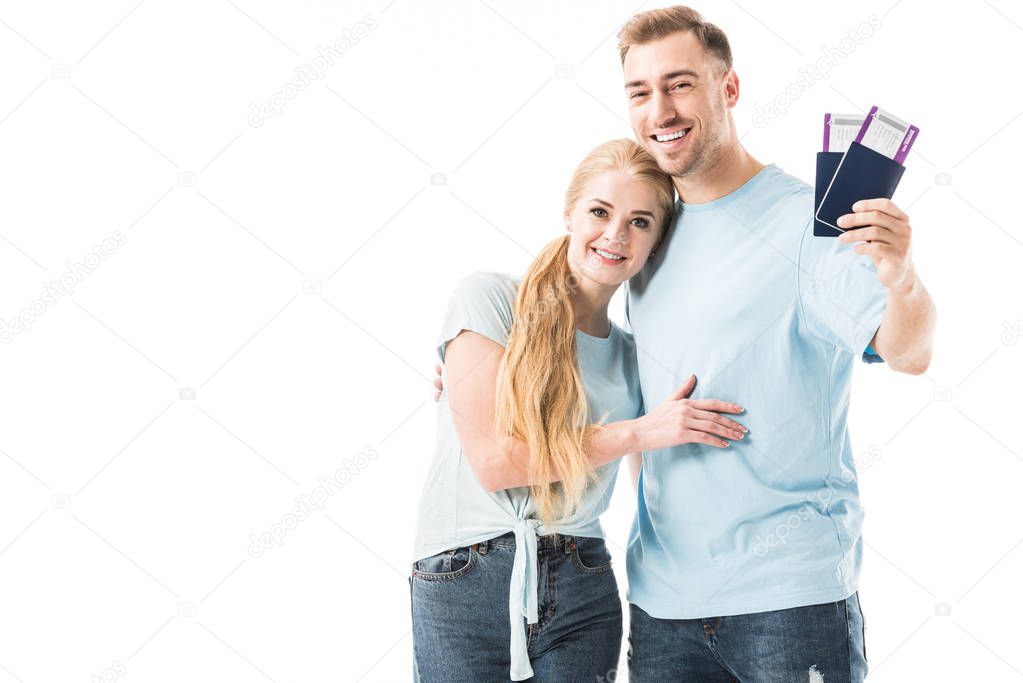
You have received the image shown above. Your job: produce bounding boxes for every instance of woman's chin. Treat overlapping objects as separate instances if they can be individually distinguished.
[583,270,633,288]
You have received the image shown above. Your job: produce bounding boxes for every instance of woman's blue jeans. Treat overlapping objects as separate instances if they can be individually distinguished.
[410,532,622,682]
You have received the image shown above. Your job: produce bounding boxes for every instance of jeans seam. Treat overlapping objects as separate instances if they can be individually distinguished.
[543,552,558,629]
[844,597,853,680]
[409,576,421,682]
[706,636,741,680]
[858,593,868,665]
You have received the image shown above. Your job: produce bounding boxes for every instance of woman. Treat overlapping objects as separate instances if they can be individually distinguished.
[410,138,747,681]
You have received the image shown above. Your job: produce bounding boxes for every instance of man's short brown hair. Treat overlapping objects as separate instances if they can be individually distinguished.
[617,5,732,74]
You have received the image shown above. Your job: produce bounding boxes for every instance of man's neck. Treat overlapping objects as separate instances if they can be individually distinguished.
[674,143,765,205]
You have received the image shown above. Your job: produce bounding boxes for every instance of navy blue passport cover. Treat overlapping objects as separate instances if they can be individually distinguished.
[814,151,843,236]
[815,141,906,232]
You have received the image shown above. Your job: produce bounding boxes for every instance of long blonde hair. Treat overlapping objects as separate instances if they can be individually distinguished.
[494,139,675,525]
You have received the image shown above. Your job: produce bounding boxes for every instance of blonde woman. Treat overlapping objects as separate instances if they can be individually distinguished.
[410,139,747,681]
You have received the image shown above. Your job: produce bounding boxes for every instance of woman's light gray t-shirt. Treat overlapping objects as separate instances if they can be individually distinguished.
[413,271,643,562]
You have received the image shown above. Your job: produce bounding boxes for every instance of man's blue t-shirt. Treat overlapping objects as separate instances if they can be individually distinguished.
[625,163,887,619]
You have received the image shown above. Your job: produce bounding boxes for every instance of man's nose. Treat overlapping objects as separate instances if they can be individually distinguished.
[650,90,678,129]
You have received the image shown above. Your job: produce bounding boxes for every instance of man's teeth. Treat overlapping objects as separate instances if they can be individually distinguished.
[656,129,689,142]
[594,248,624,261]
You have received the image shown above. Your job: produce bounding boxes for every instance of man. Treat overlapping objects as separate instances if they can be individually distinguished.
[617,6,935,681]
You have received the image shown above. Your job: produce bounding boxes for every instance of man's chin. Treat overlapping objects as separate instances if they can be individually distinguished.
[654,154,693,177]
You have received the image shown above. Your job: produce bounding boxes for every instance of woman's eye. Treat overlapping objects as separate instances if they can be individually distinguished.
[633,218,650,228]
[590,208,607,217]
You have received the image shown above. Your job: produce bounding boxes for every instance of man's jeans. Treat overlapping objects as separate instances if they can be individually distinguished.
[628,592,868,682]
[411,532,622,682]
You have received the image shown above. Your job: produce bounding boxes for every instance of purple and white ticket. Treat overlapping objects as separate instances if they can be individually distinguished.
[853,105,919,163]
[823,113,865,153]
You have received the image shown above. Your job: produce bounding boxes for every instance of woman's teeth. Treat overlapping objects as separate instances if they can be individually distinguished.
[593,248,624,261]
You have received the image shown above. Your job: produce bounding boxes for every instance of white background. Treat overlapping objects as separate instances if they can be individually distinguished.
[0,0,1020,681]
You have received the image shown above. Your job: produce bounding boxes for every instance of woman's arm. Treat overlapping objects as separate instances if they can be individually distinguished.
[445,331,641,492]
[445,331,747,493]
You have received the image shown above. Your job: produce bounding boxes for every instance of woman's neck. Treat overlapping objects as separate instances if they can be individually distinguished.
[571,276,616,338]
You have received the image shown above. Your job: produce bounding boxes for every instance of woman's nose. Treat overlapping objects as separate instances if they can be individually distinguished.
[603,225,627,248]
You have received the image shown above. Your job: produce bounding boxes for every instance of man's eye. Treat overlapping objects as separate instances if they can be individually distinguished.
[672,82,692,91]
[629,92,647,99]
[590,208,608,217]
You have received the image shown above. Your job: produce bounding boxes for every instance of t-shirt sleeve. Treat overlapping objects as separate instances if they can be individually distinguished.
[436,272,517,363]
[796,218,888,363]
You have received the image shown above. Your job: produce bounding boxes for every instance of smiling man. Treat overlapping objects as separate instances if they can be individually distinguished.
[617,6,936,682]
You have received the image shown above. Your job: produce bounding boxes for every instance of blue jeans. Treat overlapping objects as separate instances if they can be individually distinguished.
[410,532,622,682]
[628,593,868,682]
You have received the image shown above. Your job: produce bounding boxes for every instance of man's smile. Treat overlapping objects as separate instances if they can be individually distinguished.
[651,127,692,150]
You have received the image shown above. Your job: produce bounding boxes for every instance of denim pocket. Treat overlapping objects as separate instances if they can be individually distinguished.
[412,545,477,582]
[570,537,612,574]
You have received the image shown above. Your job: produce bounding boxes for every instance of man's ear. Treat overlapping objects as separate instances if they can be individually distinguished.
[723,68,740,108]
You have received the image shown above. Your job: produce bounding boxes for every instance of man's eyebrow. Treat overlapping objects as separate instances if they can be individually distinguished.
[589,198,655,217]
[624,69,700,90]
